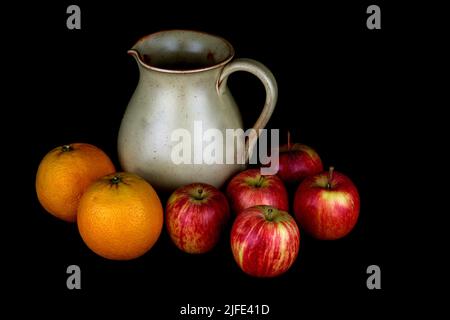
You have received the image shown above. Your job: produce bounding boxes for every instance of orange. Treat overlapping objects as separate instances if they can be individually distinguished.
[36,143,115,222]
[77,172,163,260]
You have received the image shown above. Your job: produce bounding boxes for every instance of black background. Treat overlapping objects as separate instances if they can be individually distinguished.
[19,0,407,316]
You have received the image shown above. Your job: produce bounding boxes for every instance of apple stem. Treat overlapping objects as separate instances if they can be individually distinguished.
[257,175,264,187]
[327,166,334,189]
[194,188,205,200]
[287,131,291,150]
[266,208,274,221]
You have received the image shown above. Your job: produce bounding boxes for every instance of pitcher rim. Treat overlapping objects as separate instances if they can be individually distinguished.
[128,29,235,74]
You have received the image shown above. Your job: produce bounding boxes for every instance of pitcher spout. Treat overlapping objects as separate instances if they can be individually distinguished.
[127,48,140,60]
[127,47,147,68]
[128,48,142,62]
[128,33,155,70]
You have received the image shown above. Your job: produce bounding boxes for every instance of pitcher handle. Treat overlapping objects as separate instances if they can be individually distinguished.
[217,58,278,163]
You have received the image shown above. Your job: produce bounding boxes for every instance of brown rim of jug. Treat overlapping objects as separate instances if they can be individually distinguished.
[128,29,235,74]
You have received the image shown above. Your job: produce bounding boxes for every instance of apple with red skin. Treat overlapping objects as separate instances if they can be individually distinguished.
[293,167,360,240]
[277,132,323,183]
[226,169,289,215]
[231,205,300,277]
[166,183,230,254]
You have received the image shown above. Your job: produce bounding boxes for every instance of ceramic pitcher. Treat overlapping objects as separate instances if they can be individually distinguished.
[118,30,277,191]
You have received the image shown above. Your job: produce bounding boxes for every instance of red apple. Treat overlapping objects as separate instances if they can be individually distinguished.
[293,167,360,240]
[166,183,230,254]
[231,205,300,277]
[226,169,289,215]
[277,132,323,183]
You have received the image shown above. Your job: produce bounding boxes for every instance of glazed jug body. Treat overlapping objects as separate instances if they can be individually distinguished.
[118,30,277,191]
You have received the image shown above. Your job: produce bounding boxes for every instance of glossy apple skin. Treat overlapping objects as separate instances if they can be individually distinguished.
[277,143,323,183]
[166,183,230,254]
[231,205,300,277]
[293,171,360,240]
[226,169,289,215]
